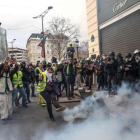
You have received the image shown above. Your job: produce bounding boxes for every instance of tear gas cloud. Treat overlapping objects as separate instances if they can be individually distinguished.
[31,82,140,140]
[1,83,140,140]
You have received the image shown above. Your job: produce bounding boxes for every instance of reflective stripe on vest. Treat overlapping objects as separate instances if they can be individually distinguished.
[66,64,75,75]
[12,71,23,88]
[52,66,57,71]
[37,72,47,92]
[36,67,43,74]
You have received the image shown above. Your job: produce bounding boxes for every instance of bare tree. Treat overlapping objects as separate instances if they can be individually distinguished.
[48,17,80,61]
[79,41,89,52]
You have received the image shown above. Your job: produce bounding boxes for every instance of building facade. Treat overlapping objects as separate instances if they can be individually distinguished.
[26,33,52,65]
[86,0,100,58]
[86,0,140,57]
[8,47,28,64]
[0,26,8,63]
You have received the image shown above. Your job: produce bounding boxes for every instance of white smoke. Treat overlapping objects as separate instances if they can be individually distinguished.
[63,94,99,121]
[1,83,140,140]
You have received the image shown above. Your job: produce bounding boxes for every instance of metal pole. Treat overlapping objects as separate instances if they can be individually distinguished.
[42,16,44,33]
[12,42,13,59]
[41,17,46,61]
[77,45,79,58]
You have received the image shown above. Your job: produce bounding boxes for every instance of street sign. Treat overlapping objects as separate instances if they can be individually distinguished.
[91,35,95,42]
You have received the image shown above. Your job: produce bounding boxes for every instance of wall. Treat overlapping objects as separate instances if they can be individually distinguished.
[86,0,100,58]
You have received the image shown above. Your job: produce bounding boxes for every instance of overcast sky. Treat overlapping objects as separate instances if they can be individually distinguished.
[0,0,88,49]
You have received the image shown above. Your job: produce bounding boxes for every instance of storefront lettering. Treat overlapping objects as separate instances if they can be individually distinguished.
[113,0,128,12]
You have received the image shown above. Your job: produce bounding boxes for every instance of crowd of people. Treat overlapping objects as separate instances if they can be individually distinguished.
[0,48,140,124]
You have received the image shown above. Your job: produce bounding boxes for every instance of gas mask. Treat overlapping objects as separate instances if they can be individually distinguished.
[102,56,106,60]
[125,58,131,63]
[135,56,140,63]
[20,61,26,69]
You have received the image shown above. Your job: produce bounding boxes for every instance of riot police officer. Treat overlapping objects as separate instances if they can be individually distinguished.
[105,52,118,96]
[123,53,137,90]
[116,53,124,86]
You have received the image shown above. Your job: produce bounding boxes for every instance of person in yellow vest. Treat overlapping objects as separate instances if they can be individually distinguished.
[75,58,82,89]
[12,65,32,108]
[64,58,76,100]
[35,62,46,107]
[67,43,75,59]
[37,67,66,122]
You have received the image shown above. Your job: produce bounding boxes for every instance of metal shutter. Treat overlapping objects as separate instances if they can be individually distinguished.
[100,10,140,57]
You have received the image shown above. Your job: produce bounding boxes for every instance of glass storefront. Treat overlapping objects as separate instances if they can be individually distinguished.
[0,27,8,63]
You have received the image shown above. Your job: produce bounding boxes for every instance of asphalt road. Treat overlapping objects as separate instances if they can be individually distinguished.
[0,94,79,140]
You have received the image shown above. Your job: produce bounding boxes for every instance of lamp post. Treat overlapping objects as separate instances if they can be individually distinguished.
[33,6,53,61]
[8,39,16,59]
[75,39,79,58]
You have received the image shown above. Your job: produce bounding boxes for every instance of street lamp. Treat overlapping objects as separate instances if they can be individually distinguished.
[75,39,79,58]
[33,6,53,33]
[33,6,53,60]
[8,39,16,59]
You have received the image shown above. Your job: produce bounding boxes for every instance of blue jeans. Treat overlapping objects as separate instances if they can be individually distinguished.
[12,87,27,106]
[24,82,30,100]
[31,83,35,96]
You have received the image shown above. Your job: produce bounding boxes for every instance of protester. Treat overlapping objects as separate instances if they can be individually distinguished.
[37,67,66,121]
[12,65,32,108]
[84,58,94,90]
[28,63,36,97]
[0,57,18,124]
[64,58,76,100]
[35,62,46,107]
[75,58,82,89]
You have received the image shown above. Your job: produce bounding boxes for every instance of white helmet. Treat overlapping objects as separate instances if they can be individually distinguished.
[58,61,62,65]
[134,49,140,55]
[86,58,90,61]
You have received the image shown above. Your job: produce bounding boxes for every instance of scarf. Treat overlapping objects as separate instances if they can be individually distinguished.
[45,70,52,83]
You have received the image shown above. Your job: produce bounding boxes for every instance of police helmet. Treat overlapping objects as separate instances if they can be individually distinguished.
[134,49,140,55]
[20,61,26,68]
[125,53,131,58]
[116,53,122,58]
[109,51,115,57]
[86,58,90,61]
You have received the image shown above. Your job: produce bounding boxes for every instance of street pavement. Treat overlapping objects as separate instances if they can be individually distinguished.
[0,85,140,140]
[0,91,80,140]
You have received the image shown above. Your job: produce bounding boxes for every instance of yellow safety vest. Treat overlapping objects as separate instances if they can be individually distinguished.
[12,71,23,88]
[37,72,47,92]
[36,67,43,73]
[52,66,57,71]
[67,64,75,75]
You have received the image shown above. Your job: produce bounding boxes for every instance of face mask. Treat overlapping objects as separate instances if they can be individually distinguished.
[102,56,106,60]
[135,56,140,63]
[126,58,131,62]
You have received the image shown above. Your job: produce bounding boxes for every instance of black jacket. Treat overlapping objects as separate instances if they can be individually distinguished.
[106,58,118,76]
[21,68,32,83]
[63,64,76,83]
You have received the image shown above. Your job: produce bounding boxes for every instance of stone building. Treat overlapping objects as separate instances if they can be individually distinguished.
[26,33,52,65]
[8,47,28,64]
[86,0,140,57]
